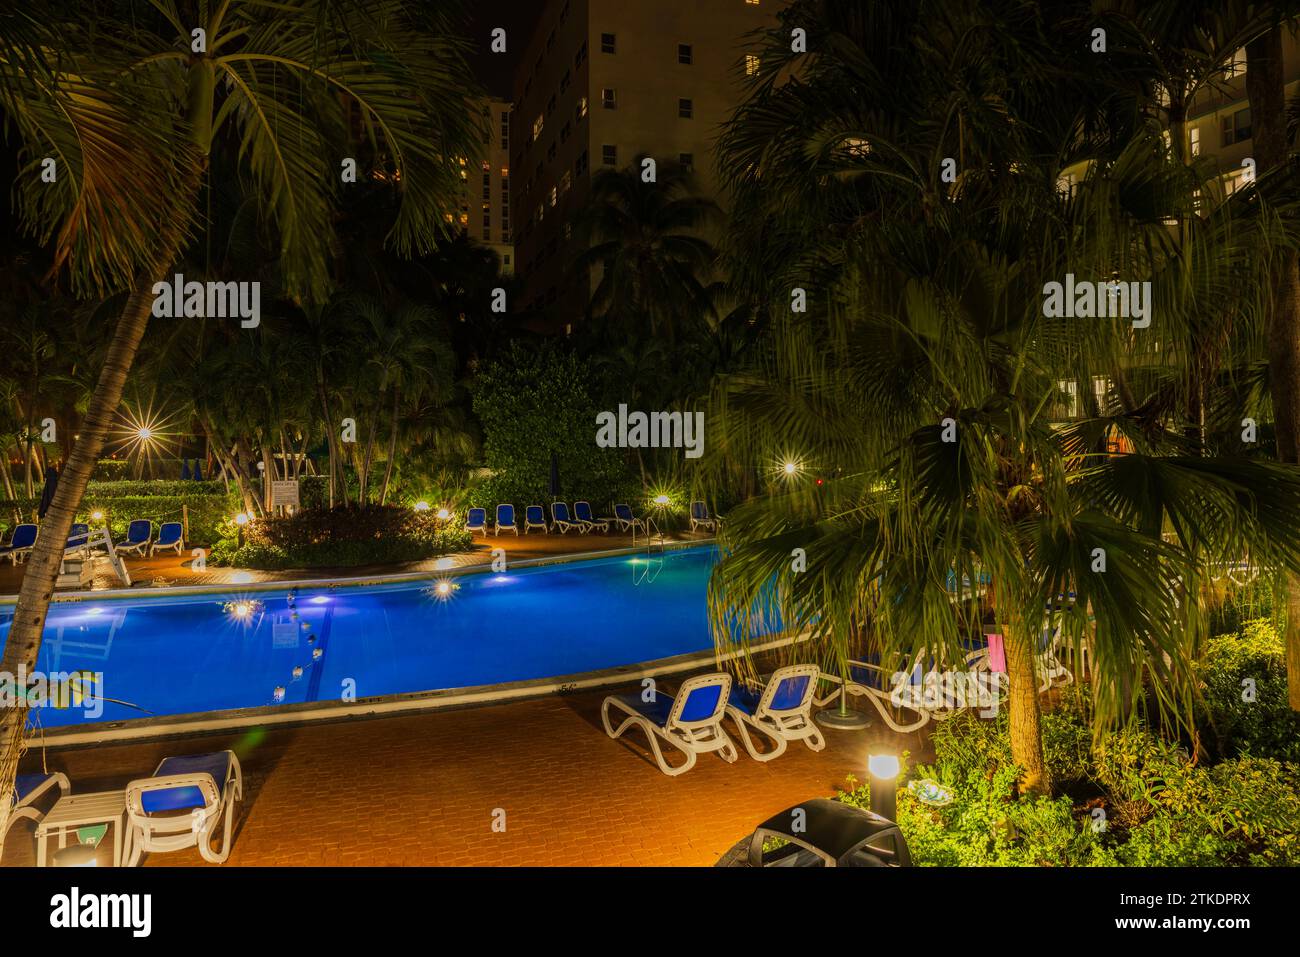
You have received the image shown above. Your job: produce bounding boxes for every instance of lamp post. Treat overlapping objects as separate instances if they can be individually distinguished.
[868,753,901,822]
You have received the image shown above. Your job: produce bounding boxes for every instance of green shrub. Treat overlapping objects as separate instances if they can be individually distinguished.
[1,490,237,546]
[472,342,640,512]
[1198,618,1300,763]
[209,505,472,569]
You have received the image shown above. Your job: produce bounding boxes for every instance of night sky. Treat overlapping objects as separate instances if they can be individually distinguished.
[466,0,545,99]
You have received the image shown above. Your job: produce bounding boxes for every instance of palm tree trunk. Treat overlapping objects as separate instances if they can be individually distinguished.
[316,375,346,507]
[380,387,401,505]
[1004,620,1050,795]
[360,401,380,505]
[0,283,162,835]
[1247,27,1300,710]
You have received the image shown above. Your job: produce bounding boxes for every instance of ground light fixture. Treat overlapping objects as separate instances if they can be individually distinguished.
[653,494,671,505]
[90,510,104,521]
[234,513,250,526]
[868,753,901,822]
[435,507,451,521]
[413,501,431,511]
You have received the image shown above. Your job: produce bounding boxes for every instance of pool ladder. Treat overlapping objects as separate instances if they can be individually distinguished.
[631,515,666,585]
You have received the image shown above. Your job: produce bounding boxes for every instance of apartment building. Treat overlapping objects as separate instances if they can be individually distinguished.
[462,97,515,275]
[509,0,786,324]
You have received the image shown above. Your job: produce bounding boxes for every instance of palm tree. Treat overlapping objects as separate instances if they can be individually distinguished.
[0,0,482,833]
[573,155,720,344]
[705,0,1300,794]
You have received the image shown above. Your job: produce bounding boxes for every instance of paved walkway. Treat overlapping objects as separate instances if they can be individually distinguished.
[2,685,927,867]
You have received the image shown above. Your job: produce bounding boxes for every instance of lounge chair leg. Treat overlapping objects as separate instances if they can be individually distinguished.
[730,713,786,763]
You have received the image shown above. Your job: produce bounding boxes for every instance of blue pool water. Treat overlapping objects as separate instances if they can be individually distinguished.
[1,546,768,729]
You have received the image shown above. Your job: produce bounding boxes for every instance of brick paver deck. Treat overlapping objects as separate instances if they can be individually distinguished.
[2,686,926,867]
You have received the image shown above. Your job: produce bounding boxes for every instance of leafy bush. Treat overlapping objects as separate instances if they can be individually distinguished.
[209,505,472,569]
[1,489,237,546]
[472,342,640,511]
[847,702,1300,866]
[1198,618,1300,763]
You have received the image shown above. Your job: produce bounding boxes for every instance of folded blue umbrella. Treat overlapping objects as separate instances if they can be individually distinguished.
[181,459,191,480]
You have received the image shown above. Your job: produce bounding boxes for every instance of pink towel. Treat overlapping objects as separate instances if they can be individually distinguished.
[986,633,1006,672]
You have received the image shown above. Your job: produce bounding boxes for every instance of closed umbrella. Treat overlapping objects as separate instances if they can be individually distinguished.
[37,464,58,519]
[181,459,192,480]
[193,459,204,481]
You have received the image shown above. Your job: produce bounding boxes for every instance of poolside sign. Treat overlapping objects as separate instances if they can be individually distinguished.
[271,480,300,508]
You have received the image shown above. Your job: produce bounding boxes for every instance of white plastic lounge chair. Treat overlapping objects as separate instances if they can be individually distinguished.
[725,664,824,762]
[550,502,582,534]
[573,501,610,532]
[116,519,152,556]
[613,503,647,534]
[465,508,488,536]
[3,771,70,849]
[689,501,717,533]
[124,750,243,866]
[524,505,548,534]
[494,504,518,536]
[601,673,737,776]
[816,647,996,733]
[149,522,184,555]
[0,524,37,565]
[64,523,91,559]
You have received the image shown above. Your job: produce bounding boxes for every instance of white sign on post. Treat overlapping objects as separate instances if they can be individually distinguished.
[271,480,300,509]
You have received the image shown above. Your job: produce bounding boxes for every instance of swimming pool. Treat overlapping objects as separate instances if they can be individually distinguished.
[3,545,783,733]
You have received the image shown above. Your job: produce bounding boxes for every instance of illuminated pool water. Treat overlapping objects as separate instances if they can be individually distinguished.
[3,546,771,729]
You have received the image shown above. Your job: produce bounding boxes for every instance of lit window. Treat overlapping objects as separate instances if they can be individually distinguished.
[549,186,557,207]
[1225,47,1247,79]
[1189,126,1201,156]
[577,96,588,120]
[678,97,693,119]
[603,88,617,109]
[745,54,760,76]
[560,170,572,194]
[532,114,544,140]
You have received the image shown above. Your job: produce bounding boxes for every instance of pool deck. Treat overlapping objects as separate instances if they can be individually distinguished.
[0,530,708,598]
[2,683,927,867]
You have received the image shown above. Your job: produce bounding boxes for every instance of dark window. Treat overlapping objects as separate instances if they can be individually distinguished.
[575,41,587,66]
[602,144,617,166]
[601,33,616,54]
[602,88,617,109]
[678,43,692,65]
[679,153,694,170]
[1221,107,1252,146]
[678,97,693,119]
[577,150,589,176]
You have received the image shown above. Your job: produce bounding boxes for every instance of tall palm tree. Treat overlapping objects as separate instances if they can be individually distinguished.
[573,155,720,344]
[0,0,482,833]
[706,0,1300,794]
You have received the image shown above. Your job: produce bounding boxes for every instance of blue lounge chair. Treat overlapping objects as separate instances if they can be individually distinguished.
[573,500,610,533]
[495,504,518,536]
[550,501,582,534]
[116,519,152,556]
[0,524,37,565]
[124,750,243,865]
[64,523,90,557]
[725,664,824,762]
[689,500,717,533]
[613,503,646,534]
[465,507,487,536]
[601,673,737,776]
[2,771,70,849]
[524,505,548,534]
[150,522,184,556]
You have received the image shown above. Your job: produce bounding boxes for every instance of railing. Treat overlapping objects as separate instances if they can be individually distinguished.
[631,513,665,585]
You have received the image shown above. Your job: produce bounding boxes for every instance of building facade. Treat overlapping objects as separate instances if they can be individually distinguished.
[463,97,515,275]
[509,0,786,324]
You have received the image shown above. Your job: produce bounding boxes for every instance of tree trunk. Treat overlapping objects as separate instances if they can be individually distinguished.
[359,402,380,505]
[316,375,347,508]
[1247,27,1300,710]
[0,283,160,835]
[1004,621,1050,795]
[380,388,401,506]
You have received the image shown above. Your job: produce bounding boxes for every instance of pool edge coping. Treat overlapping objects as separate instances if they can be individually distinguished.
[0,537,716,605]
[25,627,808,749]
